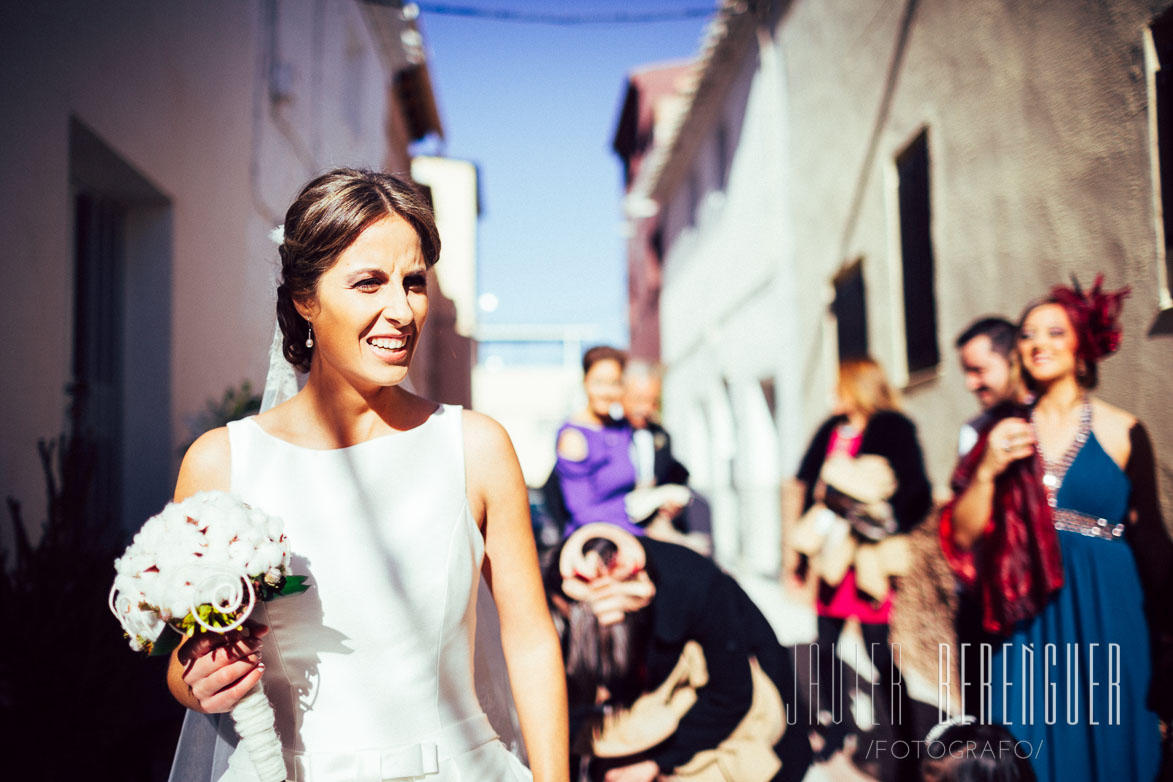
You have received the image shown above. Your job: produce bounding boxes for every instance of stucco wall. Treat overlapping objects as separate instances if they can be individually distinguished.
[0,0,417,540]
[651,0,1173,572]
[779,0,1173,510]
[658,42,795,569]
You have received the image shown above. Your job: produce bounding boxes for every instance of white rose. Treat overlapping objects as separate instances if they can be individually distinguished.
[265,515,285,541]
[204,521,232,550]
[169,585,198,621]
[227,539,251,568]
[225,505,249,532]
[263,541,287,570]
[138,520,165,551]
[202,546,232,569]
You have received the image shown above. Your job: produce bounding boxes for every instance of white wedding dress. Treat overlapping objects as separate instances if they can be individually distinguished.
[171,404,530,782]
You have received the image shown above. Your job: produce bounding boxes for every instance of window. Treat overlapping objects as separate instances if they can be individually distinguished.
[896,130,940,373]
[70,118,173,529]
[759,377,777,421]
[715,122,729,192]
[687,170,700,227]
[833,260,868,360]
[72,191,126,522]
[1149,11,1173,307]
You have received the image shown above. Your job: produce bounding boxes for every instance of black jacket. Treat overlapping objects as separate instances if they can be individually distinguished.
[796,410,932,532]
[637,539,812,778]
[645,422,690,487]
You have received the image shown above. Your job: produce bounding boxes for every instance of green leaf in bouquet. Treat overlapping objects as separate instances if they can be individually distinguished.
[256,573,311,601]
[172,602,250,634]
[148,627,183,657]
[178,612,198,635]
[277,575,310,596]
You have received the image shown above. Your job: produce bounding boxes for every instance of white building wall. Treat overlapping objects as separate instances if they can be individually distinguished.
[472,364,581,487]
[0,0,427,540]
[411,156,480,337]
[659,44,796,572]
[778,0,1173,499]
[655,0,1173,562]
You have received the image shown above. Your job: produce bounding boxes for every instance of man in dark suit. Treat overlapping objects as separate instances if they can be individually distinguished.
[622,361,688,487]
[622,361,709,539]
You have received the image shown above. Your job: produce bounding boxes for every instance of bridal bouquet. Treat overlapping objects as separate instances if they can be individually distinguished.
[109,490,307,782]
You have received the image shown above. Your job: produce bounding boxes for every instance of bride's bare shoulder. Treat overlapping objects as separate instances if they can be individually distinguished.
[176,427,230,499]
[460,409,524,527]
[461,408,514,457]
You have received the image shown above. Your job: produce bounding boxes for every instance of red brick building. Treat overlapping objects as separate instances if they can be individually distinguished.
[612,62,691,362]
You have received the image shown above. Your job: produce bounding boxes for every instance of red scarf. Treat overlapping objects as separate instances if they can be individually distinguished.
[939,405,1064,635]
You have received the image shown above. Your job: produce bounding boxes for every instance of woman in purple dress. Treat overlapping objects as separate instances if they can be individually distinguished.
[553,346,644,537]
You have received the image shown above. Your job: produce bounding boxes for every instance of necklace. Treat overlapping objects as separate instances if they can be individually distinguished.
[1029,396,1092,507]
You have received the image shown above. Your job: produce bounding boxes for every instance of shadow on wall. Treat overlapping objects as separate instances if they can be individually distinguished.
[1148,306,1173,336]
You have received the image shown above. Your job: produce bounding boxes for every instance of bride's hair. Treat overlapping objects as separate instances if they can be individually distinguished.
[275,168,441,372]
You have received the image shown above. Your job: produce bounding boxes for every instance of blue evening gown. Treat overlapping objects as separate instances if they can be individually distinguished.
[985,433,1162,781]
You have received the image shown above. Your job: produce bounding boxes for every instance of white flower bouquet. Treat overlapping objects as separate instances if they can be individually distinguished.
[109,490,307,782]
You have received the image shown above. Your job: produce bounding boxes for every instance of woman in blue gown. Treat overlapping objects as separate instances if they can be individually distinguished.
[942,277,1172,781]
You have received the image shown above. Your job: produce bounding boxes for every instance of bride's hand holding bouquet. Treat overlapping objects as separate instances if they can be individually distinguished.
[174,619,267,712]
[109,489,307,782]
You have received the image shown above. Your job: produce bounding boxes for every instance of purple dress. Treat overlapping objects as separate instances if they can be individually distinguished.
[554,420,642,536]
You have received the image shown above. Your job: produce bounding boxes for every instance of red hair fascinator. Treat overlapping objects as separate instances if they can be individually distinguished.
[1048,274,1129,363]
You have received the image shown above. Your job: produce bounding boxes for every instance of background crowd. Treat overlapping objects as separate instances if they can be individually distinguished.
[5,3,1173,782]
[540,276,1172,782]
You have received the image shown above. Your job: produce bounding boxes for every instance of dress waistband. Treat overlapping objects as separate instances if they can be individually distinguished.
[284,713,499,782]
[1052,507,1126,542]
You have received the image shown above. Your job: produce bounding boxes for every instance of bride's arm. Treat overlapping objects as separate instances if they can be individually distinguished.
[165,428,267,713]
[464,410,570,782]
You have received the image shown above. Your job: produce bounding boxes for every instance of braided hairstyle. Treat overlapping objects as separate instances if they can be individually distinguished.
[274,168,440,372]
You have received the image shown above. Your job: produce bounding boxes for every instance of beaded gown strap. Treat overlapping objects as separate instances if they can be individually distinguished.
[1030,396,1092,508]
[1033,398,1127,543]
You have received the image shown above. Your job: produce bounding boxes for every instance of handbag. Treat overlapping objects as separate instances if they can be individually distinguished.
[591,641,785,782]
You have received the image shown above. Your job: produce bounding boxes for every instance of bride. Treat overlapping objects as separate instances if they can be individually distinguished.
[165,169,569,781]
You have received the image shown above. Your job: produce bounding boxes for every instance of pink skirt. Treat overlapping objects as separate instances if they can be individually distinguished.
[816,568,891,624]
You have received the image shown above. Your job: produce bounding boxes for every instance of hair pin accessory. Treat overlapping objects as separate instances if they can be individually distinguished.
[1049,273,1129,362]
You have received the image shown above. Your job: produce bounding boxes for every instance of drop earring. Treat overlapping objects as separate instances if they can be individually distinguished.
[305,324,314,349]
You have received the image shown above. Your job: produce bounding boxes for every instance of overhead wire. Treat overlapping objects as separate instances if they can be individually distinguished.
[414,2,714,26]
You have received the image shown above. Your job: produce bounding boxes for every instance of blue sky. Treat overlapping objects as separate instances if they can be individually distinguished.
[413,2,710,353]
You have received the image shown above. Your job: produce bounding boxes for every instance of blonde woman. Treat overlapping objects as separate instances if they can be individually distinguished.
[786,357,931,770]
